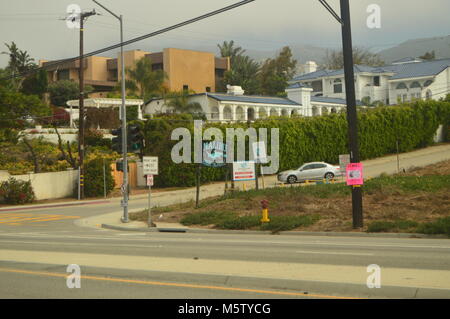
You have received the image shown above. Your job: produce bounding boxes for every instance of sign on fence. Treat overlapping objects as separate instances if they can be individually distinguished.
[233,161,256,181]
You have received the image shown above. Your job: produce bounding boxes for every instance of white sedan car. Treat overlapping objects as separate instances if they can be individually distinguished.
[277,162,342,184]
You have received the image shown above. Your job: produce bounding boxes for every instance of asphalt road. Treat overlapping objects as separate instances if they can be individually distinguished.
[0,144,449,299]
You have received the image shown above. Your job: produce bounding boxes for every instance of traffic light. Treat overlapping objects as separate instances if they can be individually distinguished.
[111,127,123,153]
[127,125,143,153]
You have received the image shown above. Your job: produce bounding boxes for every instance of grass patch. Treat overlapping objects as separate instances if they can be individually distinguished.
[260,215,321,232]
[364,175,450,194]
[416,217,450,237]
[367,220,419,233]
[182,211,321,232]
[181,210,236,226]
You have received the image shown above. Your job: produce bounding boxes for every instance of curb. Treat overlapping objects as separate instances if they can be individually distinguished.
[100,222,448,239]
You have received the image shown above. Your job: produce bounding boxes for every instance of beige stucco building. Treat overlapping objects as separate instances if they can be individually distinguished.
[41,48,230,102]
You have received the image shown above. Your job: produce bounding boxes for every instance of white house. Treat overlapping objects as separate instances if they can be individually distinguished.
[289,57,450,105]
[144,85,354,122]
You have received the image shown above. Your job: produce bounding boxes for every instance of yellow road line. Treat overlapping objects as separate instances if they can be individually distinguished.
[0,267,361,299]
[0,214,79,224]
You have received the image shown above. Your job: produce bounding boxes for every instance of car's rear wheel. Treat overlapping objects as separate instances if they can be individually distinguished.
[287,175,297,184]
[324,172,335,180]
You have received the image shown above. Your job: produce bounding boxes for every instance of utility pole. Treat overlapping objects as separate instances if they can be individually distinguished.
[340,0,363,228]
[319,0,363,228]
[78,9,96,200]
[92,0,129,222]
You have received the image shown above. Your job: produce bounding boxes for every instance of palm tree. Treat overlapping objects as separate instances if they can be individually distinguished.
[2,42,36,89]
[223,55,260,95]
[217,40,245,64]
[125,57,167,101]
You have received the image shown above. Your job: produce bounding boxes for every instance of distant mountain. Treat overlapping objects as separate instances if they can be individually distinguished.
[377,35,450,63]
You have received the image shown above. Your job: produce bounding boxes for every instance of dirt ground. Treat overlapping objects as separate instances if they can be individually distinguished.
[141,160,450,232]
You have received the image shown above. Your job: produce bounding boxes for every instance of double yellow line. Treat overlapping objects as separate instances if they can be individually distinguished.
[0,267,361,299]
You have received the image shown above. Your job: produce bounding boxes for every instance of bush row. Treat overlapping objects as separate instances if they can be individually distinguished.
[139,101,450,187]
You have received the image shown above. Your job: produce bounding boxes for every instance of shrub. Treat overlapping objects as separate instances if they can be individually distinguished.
[416,217,450,237]
[367,220,419,233]
[83,158,115,197]
[216,215,261,229]
[181,210,236,226]
[0,178,35,204]
[85,129,111,148]
[139,102,450,188]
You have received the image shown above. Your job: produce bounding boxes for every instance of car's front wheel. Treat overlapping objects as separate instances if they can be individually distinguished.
[287,175,297,184]
[324,172,335,180]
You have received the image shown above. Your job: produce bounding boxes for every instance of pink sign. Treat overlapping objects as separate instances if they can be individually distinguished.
[346,163,363,185]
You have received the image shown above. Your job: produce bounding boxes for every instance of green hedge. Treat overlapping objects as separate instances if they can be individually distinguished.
[138,101,450,187]
[84,158,115,197]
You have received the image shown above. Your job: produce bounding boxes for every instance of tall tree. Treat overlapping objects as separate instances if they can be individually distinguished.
[217,40,246,64]
[1,42,36,89]
[48,80,92,106]
[321,47,384,70]
[223,55,260,95]
[419,50,436,61]
[20,69,48,98]
[125,57,167,101]
[259,46,297,96]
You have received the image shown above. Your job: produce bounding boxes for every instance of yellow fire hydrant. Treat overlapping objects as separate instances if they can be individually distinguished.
[261,199,270,223]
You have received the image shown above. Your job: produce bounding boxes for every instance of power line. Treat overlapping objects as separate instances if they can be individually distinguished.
[0,0,255,81]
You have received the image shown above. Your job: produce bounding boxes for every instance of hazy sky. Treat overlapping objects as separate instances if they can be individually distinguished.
[1,0,449,67]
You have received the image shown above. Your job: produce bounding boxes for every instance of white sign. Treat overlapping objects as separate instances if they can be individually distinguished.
[339,154,350,173]
[146,174,154,187]
[233,161,256,181]
[252,141,268,163]
[143,156,158,175]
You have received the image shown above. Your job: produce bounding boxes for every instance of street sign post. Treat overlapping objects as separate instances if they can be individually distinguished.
[143,156,158,175]
[142,157,158,227]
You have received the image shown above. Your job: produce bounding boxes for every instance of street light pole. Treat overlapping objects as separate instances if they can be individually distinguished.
[92,0,129,222]
[78,9,96,200]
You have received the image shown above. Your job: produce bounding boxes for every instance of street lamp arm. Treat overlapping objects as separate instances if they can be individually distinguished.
[92,0,121,20]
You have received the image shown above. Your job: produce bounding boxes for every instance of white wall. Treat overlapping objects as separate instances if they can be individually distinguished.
[0,169,78,201]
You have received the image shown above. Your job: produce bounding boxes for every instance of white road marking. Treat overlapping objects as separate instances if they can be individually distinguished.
[0,240,163,249]
[296,250,374,256]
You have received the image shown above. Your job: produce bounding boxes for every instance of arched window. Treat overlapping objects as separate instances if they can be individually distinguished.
[396,82,407,90]
[223,106,232,120]
[426,90,432,100]
[211,106,220,120]
[333,79,343,94]
[410,81,421,89]
[424,80,433,87]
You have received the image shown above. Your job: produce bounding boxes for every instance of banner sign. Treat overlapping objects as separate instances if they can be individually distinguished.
[346,163,364,185]
[202,141,227,167]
